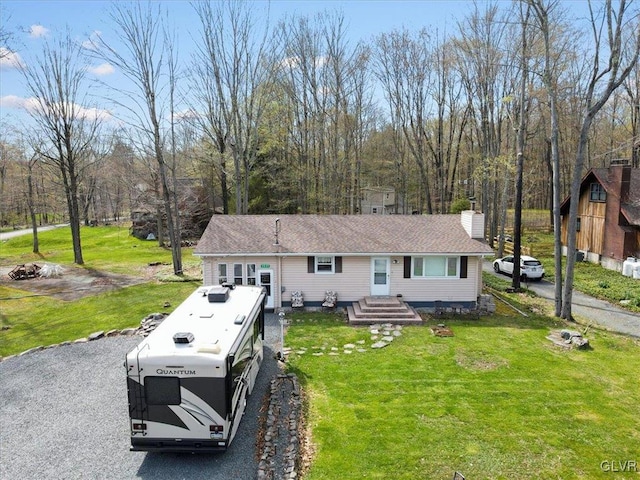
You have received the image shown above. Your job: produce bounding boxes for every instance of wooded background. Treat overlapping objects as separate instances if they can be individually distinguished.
[1,0,638,248]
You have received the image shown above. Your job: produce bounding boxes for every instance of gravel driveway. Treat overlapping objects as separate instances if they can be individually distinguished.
[0,316,281,480]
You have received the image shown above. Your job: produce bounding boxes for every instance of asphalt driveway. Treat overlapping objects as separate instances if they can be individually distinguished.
[484,260,640,338]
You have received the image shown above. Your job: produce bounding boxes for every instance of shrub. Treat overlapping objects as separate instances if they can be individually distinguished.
[450,197,471,213]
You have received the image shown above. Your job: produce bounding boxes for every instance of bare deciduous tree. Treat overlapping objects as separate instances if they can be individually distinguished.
[622,61,640,167]
[91,2,183,275]
[192,0,274,215]
[374,28,435,214]
[454,3,513,240]
[20,31,103,264]
[561,0,640,319]
[528,0,566,316]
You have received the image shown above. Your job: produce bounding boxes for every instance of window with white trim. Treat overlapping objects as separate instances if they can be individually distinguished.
[316,256,334,273]
[247,263,256,285]
[233,263,243,285]
[412,256,459,278]
[218,263,228,284]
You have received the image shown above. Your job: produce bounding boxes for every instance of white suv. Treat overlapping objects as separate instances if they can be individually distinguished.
[493,255,545,281]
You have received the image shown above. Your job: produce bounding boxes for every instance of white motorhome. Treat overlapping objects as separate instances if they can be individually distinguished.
[126,284,267,452]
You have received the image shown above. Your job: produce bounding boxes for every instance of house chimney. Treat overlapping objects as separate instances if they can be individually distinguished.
[461,210,485,239]
[610,159,631,203]
[621,164,631,203]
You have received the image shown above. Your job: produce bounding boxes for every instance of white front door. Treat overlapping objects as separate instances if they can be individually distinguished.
[258,269,275,309]
[370,257,390,296]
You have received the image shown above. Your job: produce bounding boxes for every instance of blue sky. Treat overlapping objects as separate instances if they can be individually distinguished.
[0,0,591,128]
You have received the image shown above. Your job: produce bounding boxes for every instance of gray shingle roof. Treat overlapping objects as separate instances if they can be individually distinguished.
[194,214,493,256]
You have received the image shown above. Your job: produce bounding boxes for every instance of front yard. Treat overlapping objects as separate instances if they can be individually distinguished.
[284,311,640,479]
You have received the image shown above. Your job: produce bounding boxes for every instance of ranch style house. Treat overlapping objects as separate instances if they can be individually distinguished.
[194,211,493,317]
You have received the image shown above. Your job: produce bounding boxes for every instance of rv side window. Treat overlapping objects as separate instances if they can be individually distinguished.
[253,316,262,342]
[231,356,250,398]
[145,377,181,405]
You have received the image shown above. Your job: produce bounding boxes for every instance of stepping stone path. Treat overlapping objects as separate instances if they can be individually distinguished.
[288,323,404,358]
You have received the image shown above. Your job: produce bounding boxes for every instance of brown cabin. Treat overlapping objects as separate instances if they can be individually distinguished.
[560,162,640,271]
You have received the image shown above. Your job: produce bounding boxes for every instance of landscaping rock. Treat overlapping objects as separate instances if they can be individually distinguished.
[431,325,454,337]
[88,331,105,341]
[547,330,591,350]
[257,374,303,480]
[19,346,44,356]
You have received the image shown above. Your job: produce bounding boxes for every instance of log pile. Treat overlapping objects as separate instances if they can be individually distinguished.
[8,264,41,280]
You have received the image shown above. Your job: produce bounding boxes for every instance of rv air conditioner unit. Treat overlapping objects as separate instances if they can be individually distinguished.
[208,286,230,303]
[173,332,195,344]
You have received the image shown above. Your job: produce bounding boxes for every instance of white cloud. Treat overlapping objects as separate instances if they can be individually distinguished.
[29,25,49,38]
[280,56,299,69]
[0,95,33,110]
[88,63,114,76]
[78,106,113,122]
[0,48,24,69]
[0,95,113,122]
[279,55,328,71]
[82,30,102,51]
[173,109,200,121]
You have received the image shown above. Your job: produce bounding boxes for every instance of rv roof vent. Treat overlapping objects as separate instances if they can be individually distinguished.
[208,286,230,303]
[234,314,246,325]
[173,332,195,344]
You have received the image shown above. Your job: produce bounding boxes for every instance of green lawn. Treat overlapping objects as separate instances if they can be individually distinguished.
[507,231,640,312]
[2,223,640,479]
[0,224,201,276]
[0,281,198,357]
[0,225,201,356]
[285,313,640,479]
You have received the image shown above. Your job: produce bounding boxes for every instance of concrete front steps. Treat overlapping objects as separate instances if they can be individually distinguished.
[347,296,423,325]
